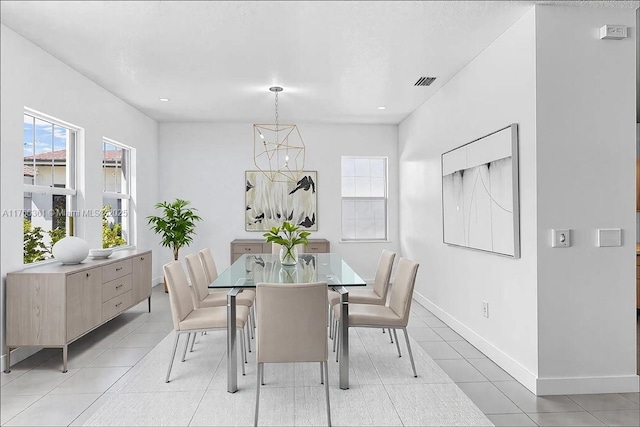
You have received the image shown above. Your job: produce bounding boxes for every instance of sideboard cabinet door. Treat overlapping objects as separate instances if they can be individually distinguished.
[66,268,103,341]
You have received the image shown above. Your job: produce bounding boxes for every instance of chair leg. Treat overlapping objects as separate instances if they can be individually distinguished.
[402,327,418,378]
[254,362,262,427]
[335,322,340,362]
[250,306,256,339]
[165,332,180,383]
[393,329,402,357]
[261,364,265,385]
[240,329,246,376]
[323,360,331,427]
[389,328,394,343]
[181,332,191,362]
[320,361,324,384]
[190,331,197,352]
[328,306,333,339]
[246,323,252,353]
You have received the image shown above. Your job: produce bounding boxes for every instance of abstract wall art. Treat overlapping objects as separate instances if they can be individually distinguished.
[245,171,317,231]
[441,124,520,258]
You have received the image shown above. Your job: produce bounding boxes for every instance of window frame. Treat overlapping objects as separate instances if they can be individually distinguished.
[340,156,389,242]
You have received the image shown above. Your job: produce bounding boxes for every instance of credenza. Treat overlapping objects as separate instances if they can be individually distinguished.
[4,248,152,373]
[230,239,330,263]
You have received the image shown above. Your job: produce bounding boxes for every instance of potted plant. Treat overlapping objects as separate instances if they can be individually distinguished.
[147,199,202,291]
[263,221,311,266]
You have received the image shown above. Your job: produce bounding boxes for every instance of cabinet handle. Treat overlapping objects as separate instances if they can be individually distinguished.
[245,248,250,251]
[86,273,91,278]
[140,257,145,260]
[115,302,122,307]
[116,284,123,289]
[116,267,123,271]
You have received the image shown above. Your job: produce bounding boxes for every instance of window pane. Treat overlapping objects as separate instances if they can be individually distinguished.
[354,158,370,176]
[370,177,385,197]
[370,158,385,178]
[23,195,69,264]
[355,176,371,197]
[341,157,355,177]
[342,177,355,197]
[342,219,356,240]
[342,200,356,219]
[102,199,128,248]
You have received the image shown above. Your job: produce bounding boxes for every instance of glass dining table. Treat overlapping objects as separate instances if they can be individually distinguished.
[210,252,366,393]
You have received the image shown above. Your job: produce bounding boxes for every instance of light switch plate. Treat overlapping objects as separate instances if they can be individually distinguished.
[597,228,622,247]
[551,229,571,248]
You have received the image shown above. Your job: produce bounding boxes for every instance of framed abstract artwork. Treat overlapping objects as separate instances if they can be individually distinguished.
[441,124,520,258]
[245,171,317,231]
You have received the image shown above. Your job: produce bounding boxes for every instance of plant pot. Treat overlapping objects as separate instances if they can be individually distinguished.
[279,245,298,266]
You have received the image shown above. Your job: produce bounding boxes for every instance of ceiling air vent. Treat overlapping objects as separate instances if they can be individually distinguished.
[414,77,436,86]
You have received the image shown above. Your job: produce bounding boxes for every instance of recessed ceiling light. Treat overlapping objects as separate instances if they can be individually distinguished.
[159,98,170,102]
[377,106,386,110]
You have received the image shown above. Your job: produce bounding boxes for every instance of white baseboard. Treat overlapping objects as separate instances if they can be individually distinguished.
[536,375,640,395]
[413,290,640,396]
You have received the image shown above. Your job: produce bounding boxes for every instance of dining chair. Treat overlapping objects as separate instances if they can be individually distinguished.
[254,282,331,427]
[328,249,396,341]
[163,260,250,382]
[333,257,420,377]
[185,253,254,353]
[199,248,256,335]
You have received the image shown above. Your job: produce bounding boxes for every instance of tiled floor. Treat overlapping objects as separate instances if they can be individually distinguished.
[1,284,638,426]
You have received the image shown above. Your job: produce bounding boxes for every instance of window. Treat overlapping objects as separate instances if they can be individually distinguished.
[102,138,131,248]
[341,156,387,241]
[23,111,77,264]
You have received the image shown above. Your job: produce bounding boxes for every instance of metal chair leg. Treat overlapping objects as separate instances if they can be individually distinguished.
[393,329,402,357]
[389,328,394,343]
[181,332,191,362]
[165,332,181,383]
[254,362,262,427]
[249,306,256,339]
[189,331,197,352]
[402,327,418,377]
[335,322,340,362]
[261,363,265,385]
[240,329,246,376]
[320,361,324,384]
[246,323,252,353]
[324,361,331,426]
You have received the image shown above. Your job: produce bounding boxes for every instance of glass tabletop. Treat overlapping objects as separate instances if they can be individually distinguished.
[209,253,366,288]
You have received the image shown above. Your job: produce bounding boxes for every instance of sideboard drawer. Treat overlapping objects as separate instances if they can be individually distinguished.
[102,290,132,322]
[305,241,330,253]
[102,259,132,283]
[102,275,133,302]
[233,243,264,254]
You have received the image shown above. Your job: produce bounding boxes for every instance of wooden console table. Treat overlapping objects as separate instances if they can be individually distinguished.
[4,248,152,373]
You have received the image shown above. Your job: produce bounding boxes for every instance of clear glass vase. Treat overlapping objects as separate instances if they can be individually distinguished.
[279,245,298,266]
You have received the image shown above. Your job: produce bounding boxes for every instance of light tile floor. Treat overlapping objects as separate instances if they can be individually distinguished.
[1,285,638,426]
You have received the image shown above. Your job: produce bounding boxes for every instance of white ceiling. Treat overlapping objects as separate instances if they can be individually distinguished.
[1,1,637,124]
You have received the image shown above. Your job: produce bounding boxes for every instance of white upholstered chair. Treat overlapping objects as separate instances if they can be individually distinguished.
[328,249,396,341]
[163,260,250,382]
[199,248,256,334]
[254,282,331,426]
[334,258,420,377]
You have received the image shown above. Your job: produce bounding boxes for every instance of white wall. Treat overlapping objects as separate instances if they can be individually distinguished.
[399,7,539,390]
[399,5,638,395]
[535,6,637,394]
[158,123,399,281]
[0,25,160,369]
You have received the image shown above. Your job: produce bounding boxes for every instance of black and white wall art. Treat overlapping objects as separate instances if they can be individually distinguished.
[245,171,318,231]
[441,124,520,258]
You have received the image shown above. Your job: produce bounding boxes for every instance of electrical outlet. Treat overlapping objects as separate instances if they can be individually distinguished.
[482,301,489,318]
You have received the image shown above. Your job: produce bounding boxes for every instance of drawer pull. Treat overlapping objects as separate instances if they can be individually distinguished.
[115,302,123,307]
[245,248,251,251]
[116,267,123,271]
[310,247,318,250]
[86,273,91,278]
[140,257,145,260]
[116,284,123,289]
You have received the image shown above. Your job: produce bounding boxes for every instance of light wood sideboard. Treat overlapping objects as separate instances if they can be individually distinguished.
[5,249,152,373]
[230,239,330,263]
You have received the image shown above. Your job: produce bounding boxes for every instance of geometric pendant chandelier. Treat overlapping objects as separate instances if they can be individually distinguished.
[253,86,305,183]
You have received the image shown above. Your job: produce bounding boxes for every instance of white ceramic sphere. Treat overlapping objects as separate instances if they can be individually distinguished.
[52,236,89,264]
